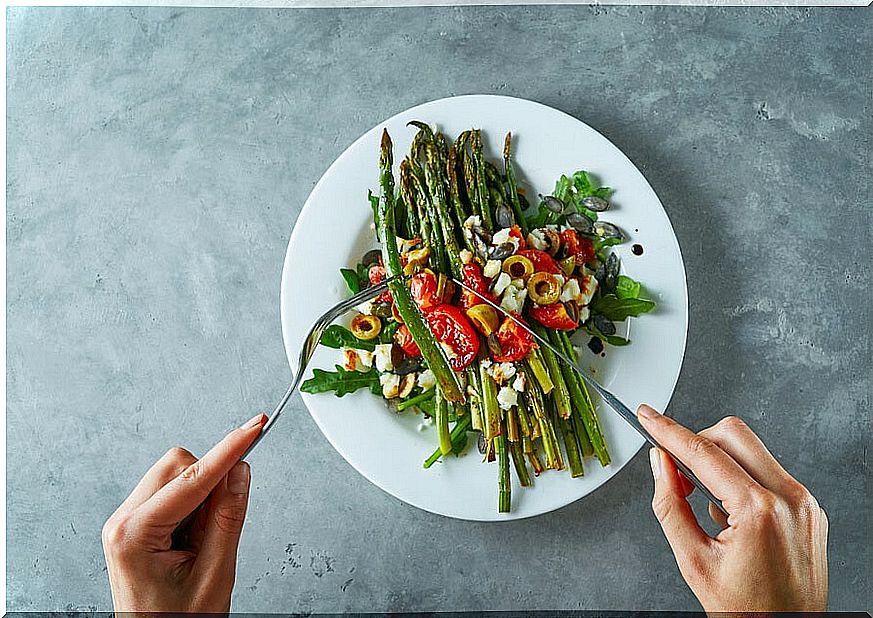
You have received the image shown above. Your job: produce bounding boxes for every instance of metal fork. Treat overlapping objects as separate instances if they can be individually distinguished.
[240,277,395,459]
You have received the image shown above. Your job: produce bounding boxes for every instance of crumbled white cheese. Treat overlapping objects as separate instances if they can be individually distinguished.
[500,286,527,314]
[579,306,590,323]
[463,215,482,229]
[492,228,520,251]
[480,359,493,370]
[460,249,473,265]
[343,348,359,372]
[493,272,512,296]
[379,372,401,398]
[579,274,598,305]
[496,385,518,411]
[560,278,582,303]
[374,343,394,372]
[489,362,516,384]
[440,342,458,361]
[526,229,548,251]
[512,372,526,392]
[357,349,374,368]
[417,368,436,390]
[510,277,526,290]
[483,259,502,279]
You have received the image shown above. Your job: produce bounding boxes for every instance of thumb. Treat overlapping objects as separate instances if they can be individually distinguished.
[649,448,713,579]
[194,461,251,585]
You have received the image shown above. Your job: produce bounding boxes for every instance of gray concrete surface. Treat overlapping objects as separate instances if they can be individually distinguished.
[6,5,871,612]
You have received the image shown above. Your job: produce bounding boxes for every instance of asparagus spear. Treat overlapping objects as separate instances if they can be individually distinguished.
[531,324,572,419]
[435,386,452,456]
[423,412,472,468]
[495,434,511,512]
[510,440,532,487]
[556,330,610,465]
[396,389,435,412]
[472,130,494,229]
[559,416,584,478]
[377,130,463,402]
[503,132,528,235]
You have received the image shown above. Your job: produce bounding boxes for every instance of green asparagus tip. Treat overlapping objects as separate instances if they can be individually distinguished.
[380,129,393,167]
[503,132,512,159]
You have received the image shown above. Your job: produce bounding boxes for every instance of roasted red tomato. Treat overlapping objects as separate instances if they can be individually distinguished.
[409,271,440,310]
[394,324,421,357]
[492,316,536,362]
[517,249,561,275]
[559,229,595,265]
[458,263,496,311]
[424,304,480,370]
[368,265,393,304]
[508,225,526,251]
[528,302,578,330]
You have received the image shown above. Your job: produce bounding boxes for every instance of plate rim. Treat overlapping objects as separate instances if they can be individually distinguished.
[280,94,688,521]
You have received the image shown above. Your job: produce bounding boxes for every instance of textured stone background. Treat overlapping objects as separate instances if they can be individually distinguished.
[6,5,870,612]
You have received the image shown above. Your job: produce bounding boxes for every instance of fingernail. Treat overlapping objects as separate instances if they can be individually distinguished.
[227,461,250,495]
[242,414,266,430]
[637,404,659,420]
[649,448,661,480]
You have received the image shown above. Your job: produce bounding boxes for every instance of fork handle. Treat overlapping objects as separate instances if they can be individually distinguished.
[240,374,299,460]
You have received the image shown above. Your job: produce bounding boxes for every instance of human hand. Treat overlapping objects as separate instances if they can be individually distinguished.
[637,405,828,613]
[101,414,266,612]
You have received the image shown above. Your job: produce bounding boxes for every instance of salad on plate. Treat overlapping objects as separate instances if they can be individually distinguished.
[302,122,655,513]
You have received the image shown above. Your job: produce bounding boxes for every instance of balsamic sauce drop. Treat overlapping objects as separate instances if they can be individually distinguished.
[631,244,644,256]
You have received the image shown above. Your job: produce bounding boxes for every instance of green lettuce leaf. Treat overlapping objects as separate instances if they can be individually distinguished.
[615,275,642,300]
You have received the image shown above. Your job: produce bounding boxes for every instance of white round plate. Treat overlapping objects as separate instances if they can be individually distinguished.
[281,95,687,521]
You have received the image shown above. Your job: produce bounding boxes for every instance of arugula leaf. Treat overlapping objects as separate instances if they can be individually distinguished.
[615,275,642,300]
[319,324,377,351]
[300,365,381,397]
[592,186,612,199]
[590,294,655,321]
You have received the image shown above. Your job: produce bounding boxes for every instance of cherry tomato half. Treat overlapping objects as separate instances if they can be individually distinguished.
[458,263,497,312]
[528,302,578,330]
[424,304,480,371]
[394,324,421,357]
[559,229,595,265]
[368,265,393,304]
[492,316,536,362]
[409,271,441,310]
[516,249,561,275]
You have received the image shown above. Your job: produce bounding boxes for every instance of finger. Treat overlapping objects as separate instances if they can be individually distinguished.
[135,414,265,529]
[194,461,251,585]
[708,501,729,530]
[637,405,761,509]
[699,416,798,495]
[114,447,198,517]
[649,448,713,574]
